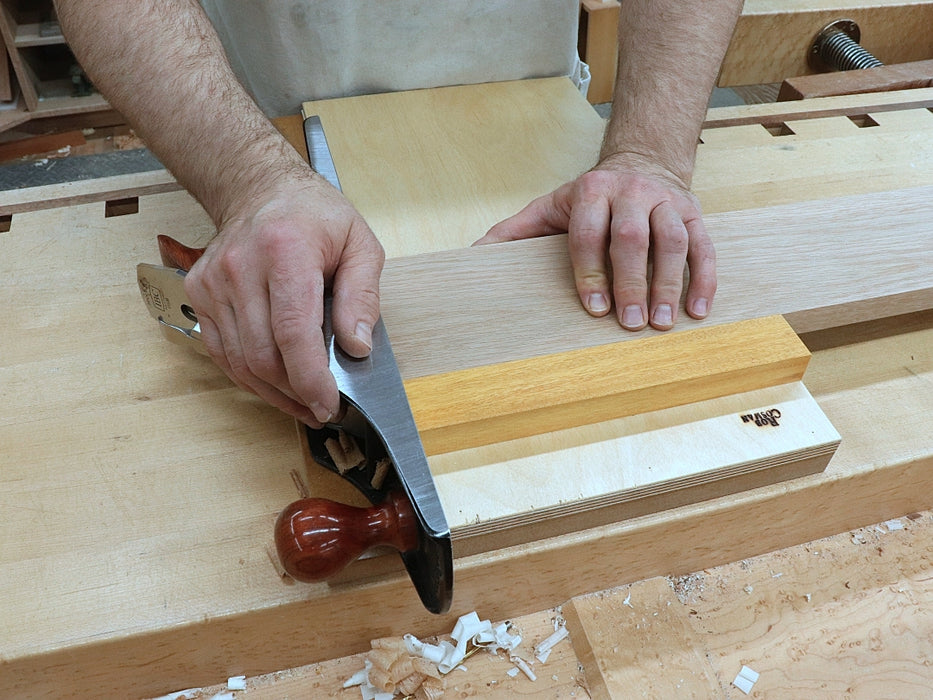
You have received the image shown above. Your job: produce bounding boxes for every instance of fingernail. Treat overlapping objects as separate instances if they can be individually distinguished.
[587,293,610,314]
[621,305,645,329]
[692,297,709,317]
[354,321,373,351]
[311,402,334,424]
[653,304,673,328]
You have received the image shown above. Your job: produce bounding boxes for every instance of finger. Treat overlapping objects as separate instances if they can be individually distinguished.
[268,267,339,424]
[474,183,573,245]
[232,281,293,395]
[199,310,321,425]
[683,215,717,319]
[567,178,613,317]
[607,208,651,331]
[646,201,689,331]
[331,224,385,358]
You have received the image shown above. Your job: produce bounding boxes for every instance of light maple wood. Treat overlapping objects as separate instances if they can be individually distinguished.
[719,0,933,86]
[301,79,604,258]
[438,381,839,554]
[406,316,809,455]
[695,107,933,214]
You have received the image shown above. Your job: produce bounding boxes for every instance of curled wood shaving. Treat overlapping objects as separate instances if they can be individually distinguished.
[414,677,445,700]
[371,457,392,489]
[324,429,366,474]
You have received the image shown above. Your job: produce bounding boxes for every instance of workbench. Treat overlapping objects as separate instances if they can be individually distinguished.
[1,77,931,698]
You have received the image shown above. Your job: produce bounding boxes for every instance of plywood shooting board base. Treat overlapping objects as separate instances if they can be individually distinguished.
[1,79,932,698]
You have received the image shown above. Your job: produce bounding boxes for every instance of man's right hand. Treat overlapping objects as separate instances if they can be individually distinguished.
[183,175,385,426]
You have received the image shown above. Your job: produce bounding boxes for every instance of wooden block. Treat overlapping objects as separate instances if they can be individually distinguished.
[406,315,810,455]
[440,380,839,550]
[720,1,933,87]
[778,58,933,100]
[579,0,620,104]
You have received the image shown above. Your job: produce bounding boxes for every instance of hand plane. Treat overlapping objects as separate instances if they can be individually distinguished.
[135,116,452,614]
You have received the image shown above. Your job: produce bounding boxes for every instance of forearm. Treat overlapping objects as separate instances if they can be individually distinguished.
[602,0,744,186]
[54,0,311,227]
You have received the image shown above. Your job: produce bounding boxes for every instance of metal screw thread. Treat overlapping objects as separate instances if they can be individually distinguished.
[817,29,883,71]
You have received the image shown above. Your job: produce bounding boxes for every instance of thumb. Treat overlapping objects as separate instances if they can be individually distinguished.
[474,183,573,245]
[330,227,385,359]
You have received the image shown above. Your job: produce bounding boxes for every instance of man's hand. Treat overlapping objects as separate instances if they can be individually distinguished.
[475,155,716,331]
[184,175,385,425]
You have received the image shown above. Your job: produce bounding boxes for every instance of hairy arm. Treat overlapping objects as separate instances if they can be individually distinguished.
[55,0,385,425]
[480,0,744,331]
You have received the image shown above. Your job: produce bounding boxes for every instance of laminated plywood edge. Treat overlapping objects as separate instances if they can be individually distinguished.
[404,315,810,455]
[442,380,840,556]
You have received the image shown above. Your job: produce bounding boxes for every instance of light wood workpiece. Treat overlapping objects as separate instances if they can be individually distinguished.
[1,78,931,698]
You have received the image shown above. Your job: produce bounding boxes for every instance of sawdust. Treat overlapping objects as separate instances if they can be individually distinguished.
[668,572,705,605]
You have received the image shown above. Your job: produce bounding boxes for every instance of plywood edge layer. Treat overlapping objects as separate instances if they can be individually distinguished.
[404,315,810,455]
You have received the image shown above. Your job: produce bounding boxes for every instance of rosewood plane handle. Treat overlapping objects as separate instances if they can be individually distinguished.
[274,491,420,582]
[157,234,204,271]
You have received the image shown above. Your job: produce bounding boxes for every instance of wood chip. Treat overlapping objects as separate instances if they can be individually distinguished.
[324,430,366,473]
[371,458,392,489]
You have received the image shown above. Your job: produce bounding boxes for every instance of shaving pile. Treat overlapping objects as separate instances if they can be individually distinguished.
[344,611,553,699]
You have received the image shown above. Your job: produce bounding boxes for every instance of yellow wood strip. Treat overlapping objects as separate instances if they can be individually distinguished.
[405,316,809,455]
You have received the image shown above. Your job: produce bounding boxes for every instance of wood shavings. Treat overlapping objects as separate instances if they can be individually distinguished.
[226,675,246,690]
[509,655,537,681]
[151,690,201,700]
[732,665,760,695]
[344,611,531,698]
[264,541,288,578]
[371,458,392,489]
[534,624,569,663]
[325,430,366,473]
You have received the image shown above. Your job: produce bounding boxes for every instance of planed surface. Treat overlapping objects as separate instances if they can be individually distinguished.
[719,0,933,86]
[405,316,811,455]
[380,186,933,380]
